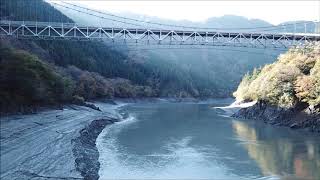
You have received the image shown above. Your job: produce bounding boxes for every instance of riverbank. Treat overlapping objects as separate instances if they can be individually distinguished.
[0,101,123,179]
[73,117,119,180]
[232,101,320,133]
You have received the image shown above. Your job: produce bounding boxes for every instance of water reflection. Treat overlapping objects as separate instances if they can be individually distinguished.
[98,101,320,179]
[232,120,320,179]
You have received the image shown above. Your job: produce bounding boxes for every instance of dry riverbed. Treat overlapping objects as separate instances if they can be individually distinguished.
[0,101,123,180]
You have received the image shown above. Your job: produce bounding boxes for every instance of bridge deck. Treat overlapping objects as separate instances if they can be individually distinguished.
[1,21,320,48]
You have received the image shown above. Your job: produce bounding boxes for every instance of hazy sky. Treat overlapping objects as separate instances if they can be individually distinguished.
[58,1,320,25]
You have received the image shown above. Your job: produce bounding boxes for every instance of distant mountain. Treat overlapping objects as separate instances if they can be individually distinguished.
[56,4,273,30]
[205,15,272,29]
[56,4,317,33]
[279,20,318,33]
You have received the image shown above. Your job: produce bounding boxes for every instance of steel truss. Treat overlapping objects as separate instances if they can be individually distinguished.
[1,21,320,48]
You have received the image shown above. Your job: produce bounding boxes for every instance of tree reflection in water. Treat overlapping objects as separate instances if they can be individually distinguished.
[232,120,320,179]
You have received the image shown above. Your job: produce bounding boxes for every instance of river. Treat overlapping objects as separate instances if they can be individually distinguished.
[97,99,320,179]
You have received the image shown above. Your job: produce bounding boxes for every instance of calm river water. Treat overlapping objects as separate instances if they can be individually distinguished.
[97,99,320,179]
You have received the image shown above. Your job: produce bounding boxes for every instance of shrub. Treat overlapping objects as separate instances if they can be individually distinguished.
[0,45,74,111]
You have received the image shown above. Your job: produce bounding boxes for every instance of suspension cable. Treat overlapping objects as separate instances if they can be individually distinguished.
[60,1,317,31]
[51,2,317,33]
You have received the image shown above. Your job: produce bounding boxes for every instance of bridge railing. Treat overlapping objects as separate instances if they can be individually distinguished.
[1,20,319,49]
[1,20,320,35]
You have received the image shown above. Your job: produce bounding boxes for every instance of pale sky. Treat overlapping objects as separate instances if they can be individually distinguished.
[56,1,320,25]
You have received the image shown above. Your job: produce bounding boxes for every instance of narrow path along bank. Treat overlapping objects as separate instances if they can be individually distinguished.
[0,102,121,180]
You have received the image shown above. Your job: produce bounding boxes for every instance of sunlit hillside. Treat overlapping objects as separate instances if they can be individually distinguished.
[234,43,320,109]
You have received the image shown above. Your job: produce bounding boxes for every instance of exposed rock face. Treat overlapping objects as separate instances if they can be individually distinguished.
[72,118,119,180]
[232,101,320,133]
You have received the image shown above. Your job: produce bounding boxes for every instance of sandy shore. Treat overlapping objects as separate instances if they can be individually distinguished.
[0,102,122,180]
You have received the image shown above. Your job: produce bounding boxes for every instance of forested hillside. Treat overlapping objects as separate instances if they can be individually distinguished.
[234,43,320,110]
[0,0,243,102]
[233,43,320,132]
[0,0,287,113]
[57,3,284,96]
[0,0,154,85]
[0,0,155,113]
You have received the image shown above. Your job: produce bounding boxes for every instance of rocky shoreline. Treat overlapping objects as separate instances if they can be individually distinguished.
[72,117,119,180]
[232,101,320,133]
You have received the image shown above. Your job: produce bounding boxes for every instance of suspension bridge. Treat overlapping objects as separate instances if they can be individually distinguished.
[0,1,320,49]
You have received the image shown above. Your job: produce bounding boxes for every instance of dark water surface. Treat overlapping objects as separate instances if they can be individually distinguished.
[97,99,320,179]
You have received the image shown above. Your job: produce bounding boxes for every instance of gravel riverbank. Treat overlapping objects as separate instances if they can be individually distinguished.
[0,102,122,180]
